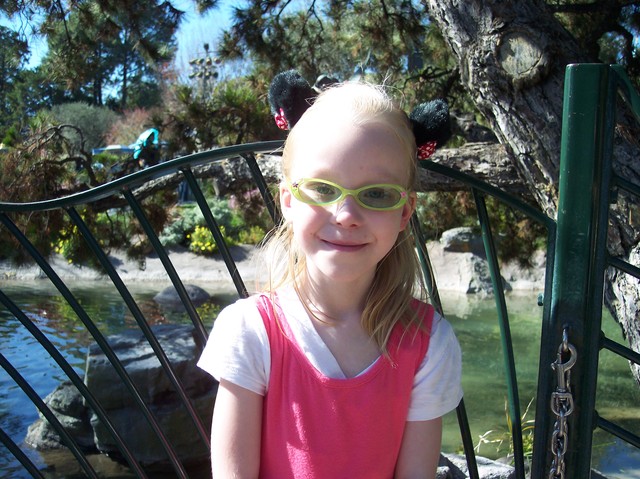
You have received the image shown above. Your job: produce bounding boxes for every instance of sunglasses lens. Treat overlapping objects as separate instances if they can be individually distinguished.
[296,180,342,204]
[358,186,404,209]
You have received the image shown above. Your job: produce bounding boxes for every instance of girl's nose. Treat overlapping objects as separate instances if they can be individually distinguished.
[332,195,364,227]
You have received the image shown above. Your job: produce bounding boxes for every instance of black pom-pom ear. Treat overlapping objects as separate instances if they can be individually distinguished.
[268,70,316,130]
[409,99,451,160]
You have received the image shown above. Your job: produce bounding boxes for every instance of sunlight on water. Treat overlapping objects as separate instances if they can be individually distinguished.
[0,281,638,477]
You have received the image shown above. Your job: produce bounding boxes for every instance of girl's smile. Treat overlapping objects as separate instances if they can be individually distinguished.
[319,238,368,251]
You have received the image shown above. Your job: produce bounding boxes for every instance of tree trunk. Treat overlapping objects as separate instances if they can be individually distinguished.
[426,0,640,381]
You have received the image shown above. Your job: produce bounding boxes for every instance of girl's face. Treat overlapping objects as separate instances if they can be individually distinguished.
[280,119,416,289]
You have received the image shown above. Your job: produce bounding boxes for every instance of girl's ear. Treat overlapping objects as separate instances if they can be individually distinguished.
[400,192,417,231]
[279,182,294,221]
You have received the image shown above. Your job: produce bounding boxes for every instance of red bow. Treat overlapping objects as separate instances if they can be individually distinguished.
[417,141,437,160]
[274,108,289,130]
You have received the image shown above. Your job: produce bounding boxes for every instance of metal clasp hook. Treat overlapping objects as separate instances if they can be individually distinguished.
[551,334,577,393]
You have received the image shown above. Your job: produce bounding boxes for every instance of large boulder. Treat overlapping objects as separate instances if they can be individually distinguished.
[25,324,217,470]
[428,241,502,296]
[440,227,485,255]
[84,324,216,466]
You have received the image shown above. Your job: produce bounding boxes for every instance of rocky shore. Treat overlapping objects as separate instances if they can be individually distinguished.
[0,229,547,296]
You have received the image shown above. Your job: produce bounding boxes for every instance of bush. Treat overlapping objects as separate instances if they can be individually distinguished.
[50,102,119,152]
[187,225,233,255]
[159,196,268,256]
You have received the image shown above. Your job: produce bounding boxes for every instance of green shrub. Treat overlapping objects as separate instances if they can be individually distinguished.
[159,196,269,256]
[51,102,119,152]
[238,225,267,245]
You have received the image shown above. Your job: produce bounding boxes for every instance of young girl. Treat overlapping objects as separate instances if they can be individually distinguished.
[198,81,462,479]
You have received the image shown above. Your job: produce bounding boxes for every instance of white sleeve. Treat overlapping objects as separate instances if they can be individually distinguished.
[407,313,463,421]
[196,297,271,396]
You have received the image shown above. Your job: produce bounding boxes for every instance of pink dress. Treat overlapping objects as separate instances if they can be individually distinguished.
[255,294,434,479]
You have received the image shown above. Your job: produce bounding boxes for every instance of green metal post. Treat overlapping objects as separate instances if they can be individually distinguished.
[473,190,525,478]
[532,64,615,478]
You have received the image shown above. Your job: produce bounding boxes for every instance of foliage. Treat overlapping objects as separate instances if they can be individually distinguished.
[0,125,77,202]
[159,195,269,256]
[416,191,547,265]
[187,224,230,254]
[160,75,280,153]
[416,191,478,239]
[104,108,155,145]
[484,197,548,266]
[216,0,455,105]
[551,2,640,78]
[0,210,66,264]
[51,102,119,151]
[1,0,637,267]
[0,110,102,201]
[0,27,67,141]
[0,26,29,140]
[0,101,148,204]
[475,398,536,462]
[0,186,174,266]
[44,2,177,108]
[2,126,20,147]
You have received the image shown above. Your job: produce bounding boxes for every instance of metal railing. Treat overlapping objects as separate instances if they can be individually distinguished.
[530,63,640,479]
[0,63,638,478]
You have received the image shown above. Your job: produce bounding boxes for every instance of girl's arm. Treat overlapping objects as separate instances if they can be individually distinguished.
[211,379,263,478]
[394,417,443,479]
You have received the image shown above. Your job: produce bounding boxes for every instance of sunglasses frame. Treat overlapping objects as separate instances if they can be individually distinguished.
[289,178,409,211]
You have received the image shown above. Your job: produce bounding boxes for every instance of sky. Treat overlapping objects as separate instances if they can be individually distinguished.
[172,1,236,76]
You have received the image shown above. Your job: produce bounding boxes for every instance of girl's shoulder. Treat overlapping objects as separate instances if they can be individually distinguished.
[215,295,269,336]
[198,294,272,394]
[410,298,435,317]
[406,298,437,333]
[404,299,458,350]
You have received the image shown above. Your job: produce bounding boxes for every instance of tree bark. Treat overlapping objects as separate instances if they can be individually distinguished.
[427,0,590,218]
[425,0,640,382]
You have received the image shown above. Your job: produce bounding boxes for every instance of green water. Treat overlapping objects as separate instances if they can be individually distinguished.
[439,292,640,478]
[0,281,638,477]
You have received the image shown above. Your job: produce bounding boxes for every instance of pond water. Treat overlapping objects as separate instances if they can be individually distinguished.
[0,280,639,478]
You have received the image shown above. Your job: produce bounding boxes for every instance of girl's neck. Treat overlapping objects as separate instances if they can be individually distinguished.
[295,275,371,323]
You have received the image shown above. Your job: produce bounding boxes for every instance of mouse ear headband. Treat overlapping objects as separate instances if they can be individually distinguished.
[268,69,451,160]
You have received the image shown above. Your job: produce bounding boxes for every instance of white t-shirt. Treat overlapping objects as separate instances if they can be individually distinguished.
[197,286,463,421]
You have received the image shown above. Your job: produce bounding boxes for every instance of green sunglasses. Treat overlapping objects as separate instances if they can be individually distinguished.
[289,178,409,211]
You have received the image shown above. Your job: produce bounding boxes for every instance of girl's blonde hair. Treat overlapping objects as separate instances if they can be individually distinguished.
[261,82,429,354]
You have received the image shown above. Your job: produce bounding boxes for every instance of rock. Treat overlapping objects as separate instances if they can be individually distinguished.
[440,227,485,255]
[440,453,516,478]
[89,392,215,467]
[85,324,213,410]
[84,324,217,466]
[153,284,211,309]
[499,249,546,291]
[25,381,94,451]
[427,242,504,296]
[26,325,217,468]
[428,227,547,295]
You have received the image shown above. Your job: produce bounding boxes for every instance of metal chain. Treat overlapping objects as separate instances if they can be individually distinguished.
[549,329,577,479]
